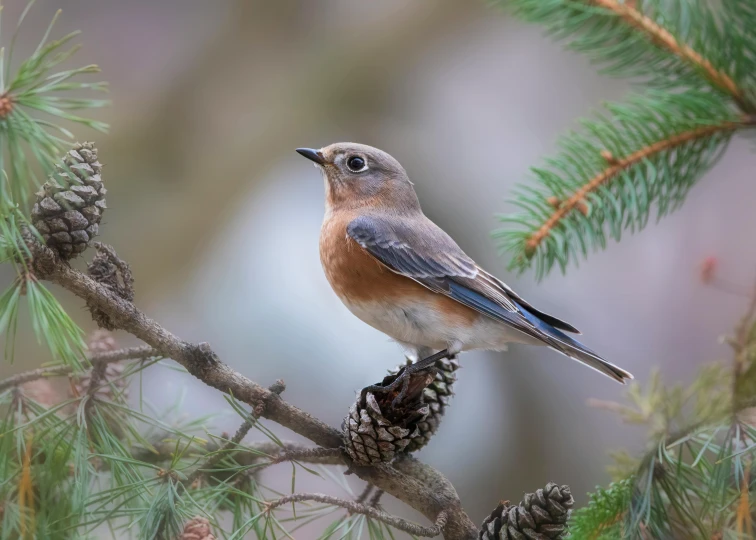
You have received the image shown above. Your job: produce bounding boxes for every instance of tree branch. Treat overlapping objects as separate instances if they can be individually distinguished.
[185,417,256,485]
[525,116,756,253]
[131,439,345,468]
[26,239,478,540]
[266,493,449,538]
[592,0,752,111]
[0,346,159,393]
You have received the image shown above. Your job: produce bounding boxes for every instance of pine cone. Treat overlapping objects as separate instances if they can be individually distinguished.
[343,368,435,465]
[479,483,574,540]
[31,142,105,260]
[179,516,216,540]
[389,356,460,452]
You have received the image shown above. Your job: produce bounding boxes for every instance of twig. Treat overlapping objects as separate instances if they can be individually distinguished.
[0,346,159,393]
[184,422,341,484]
[131,439,345,468]
[83,362,108,419]
[186,417,256,485]
[355,484,374,505]
[526,118,755,252]
[25,239,478,539]
[266,493,448,538]
[592,0,752,111]
[368,488,385,508]
[263,446,343,468]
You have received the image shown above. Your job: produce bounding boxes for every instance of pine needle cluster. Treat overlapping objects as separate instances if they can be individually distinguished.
[571,265,756,538]
[0,1,107,369]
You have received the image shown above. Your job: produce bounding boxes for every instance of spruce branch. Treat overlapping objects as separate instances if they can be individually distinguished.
[524,116,753,255]
[591,0,748,110]
[568,479,632,540]
[265,492,449,538]
[505,0,754,109]
[497,91,756,278]
[499,0,756,278]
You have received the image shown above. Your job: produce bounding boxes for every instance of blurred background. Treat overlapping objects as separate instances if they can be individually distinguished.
[2,0,756,535]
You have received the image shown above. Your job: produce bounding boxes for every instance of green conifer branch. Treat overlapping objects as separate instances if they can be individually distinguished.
[590,0,751,110]
[0,3,109,371]
[576,292,756,538]
[497,0,756,278]
[497,90,755,278]
[568,478,632,539]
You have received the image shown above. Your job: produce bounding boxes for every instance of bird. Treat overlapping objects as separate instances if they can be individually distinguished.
[296,143,633,386]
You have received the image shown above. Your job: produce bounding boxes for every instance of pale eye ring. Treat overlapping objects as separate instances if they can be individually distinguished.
[346,155,368,173]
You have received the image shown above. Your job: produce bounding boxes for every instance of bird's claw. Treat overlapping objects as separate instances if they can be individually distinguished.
[360,349,451,408]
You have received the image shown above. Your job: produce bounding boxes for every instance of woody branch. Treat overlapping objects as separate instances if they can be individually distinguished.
[22,235,478,540]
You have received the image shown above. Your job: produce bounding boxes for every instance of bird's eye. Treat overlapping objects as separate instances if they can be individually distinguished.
[346,155,367,172]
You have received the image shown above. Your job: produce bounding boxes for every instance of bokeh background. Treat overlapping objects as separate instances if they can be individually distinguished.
[2,0,756,536]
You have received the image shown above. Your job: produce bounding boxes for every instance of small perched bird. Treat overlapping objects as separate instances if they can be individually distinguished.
[297,143,633,384]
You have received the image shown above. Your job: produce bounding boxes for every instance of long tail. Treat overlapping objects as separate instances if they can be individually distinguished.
[518,305,634,384]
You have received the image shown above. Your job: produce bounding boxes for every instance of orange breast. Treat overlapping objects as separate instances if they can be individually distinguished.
[319,210,479,329]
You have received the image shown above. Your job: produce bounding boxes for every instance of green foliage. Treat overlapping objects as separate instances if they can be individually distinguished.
[576,361,756,538]
[0,354,416,539]
[506,0,721,93]
[496,89,739,279]
[496,0,756,278]
[569,478,632,540]
[722,0,756,102]
[0,3,108,206]
[0,1,108,369]
[25,279,86,369]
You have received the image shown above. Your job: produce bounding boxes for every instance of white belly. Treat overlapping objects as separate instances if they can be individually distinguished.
[342,298,539,353]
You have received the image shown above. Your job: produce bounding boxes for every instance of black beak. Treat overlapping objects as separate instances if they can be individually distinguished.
[296,148,326,165]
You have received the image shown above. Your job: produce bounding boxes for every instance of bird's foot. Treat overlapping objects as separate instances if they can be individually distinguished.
[361,349,450,408]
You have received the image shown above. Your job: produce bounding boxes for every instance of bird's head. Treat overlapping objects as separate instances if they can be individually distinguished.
[296,143,420,212]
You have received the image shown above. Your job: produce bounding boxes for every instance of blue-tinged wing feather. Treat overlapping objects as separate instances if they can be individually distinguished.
[347,214,632,383]
[448,282,632,383]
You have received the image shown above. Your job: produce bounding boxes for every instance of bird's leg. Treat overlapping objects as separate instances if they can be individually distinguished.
[407,348,450,371]
[361,349,450,405]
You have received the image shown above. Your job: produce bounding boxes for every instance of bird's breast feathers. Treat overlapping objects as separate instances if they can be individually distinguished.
[319,211,522,350]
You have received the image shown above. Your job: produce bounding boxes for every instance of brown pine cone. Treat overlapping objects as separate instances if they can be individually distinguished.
[480,483,574,540]
[389,356,460,452]
[343,367,436,465]
[31,142,105,260]
[179,516,215,540]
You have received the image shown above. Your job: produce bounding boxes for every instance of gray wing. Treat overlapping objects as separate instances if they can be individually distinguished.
[346,213,477,279]
[346,214,578,332]
[347,214,637,384]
